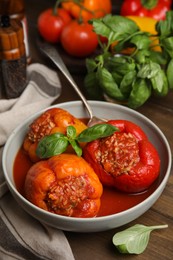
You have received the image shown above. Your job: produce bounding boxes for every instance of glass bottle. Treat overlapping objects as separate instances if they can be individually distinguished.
[0,0,30,61]
[0,15,27,98]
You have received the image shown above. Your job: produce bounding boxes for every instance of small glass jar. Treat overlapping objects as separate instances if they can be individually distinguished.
[0,0,30,61]
[0,15,27,98]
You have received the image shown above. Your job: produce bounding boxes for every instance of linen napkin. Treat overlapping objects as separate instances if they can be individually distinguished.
[0,63,75,260]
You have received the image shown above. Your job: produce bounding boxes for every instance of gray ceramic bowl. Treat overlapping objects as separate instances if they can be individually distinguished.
[2,101,172,232]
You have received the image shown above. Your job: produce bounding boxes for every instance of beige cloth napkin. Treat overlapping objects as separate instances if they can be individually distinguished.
[0,63,75,260]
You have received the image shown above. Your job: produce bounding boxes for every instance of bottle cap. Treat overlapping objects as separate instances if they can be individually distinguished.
[0,0,24,18]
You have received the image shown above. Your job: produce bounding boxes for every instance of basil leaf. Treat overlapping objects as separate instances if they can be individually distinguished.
[166,58,173,89]
[77,124,118,142]
[107,56,135,75]
[137,61,160,79]
[150,69,168,95]
[69,139,82,157]
[156,11,173,38]
[103,15,139,41]
[67,125,76,139]
[97,67,125,100]
[112,224,168,254]
[36,133,69,158]
[134,49,150,64]
[120,70,136,97]
[162,37,173,58]
[111,71,123,85]
[84,72,103,100]
[90,16,113,40]
[91,14,139,45]
[95,53,110,65]
[85,58,98,73]
[130,33,151,50]
[128,79,151,109]
[149,50,167,65]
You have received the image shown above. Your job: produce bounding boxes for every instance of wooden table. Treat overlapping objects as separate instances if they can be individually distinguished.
[23,0,173,259]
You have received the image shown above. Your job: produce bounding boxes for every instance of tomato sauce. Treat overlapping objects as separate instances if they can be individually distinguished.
[13,147,159,217]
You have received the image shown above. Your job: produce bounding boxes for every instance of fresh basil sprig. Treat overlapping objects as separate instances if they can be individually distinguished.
[91,14,140,51]
[36,123,118,159]
[84,11,173,109]
[112,224,168,254]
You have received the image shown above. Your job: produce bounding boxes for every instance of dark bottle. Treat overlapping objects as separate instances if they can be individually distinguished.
[0,15,27,98]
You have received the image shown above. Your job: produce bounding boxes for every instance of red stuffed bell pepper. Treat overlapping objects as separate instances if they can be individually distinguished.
[83,120,160,193]
[120,0,172,20]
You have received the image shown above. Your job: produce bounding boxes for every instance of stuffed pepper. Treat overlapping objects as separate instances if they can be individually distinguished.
[83,120,160,193]
[24,154,103,218]
[23,108,87,162]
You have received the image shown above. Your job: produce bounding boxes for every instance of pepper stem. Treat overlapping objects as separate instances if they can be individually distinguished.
[141,0,158,10]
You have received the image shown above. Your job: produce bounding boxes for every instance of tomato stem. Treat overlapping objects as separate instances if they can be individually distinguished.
[53,0,63,15]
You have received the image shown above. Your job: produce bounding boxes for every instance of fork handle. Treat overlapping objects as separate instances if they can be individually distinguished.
[40,44,93,119]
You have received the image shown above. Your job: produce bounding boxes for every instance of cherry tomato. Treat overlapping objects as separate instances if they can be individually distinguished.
[62,0,112,22]
[60,20,98,57]
[37,8,72,43]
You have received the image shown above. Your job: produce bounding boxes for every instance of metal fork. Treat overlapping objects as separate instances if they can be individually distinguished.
[39,42,106,126]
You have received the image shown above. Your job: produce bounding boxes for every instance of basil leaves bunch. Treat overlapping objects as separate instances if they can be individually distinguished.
[156,11,173,89]
[36,123,118,159]
[85,12,173,109]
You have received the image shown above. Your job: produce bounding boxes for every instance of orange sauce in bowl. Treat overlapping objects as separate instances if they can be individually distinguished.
[13,147,159,217]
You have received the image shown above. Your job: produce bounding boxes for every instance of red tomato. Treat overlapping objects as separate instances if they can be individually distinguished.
[60,20,98,57]
[37,8,72,43]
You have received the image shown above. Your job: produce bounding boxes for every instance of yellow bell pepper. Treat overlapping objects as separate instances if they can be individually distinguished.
[127,16,157,35]
[111,15,161,53]
[127,15,161,52]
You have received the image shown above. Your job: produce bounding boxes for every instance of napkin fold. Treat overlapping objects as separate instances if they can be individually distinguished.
[0,63,75,260]
[0,63,62,146]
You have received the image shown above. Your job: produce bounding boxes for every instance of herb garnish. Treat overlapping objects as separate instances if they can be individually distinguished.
[85,11,173,108]
[36,123,118,158]
[112,224,168,254]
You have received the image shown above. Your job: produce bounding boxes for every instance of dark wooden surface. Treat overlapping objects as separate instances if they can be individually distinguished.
[19,0,173,259]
